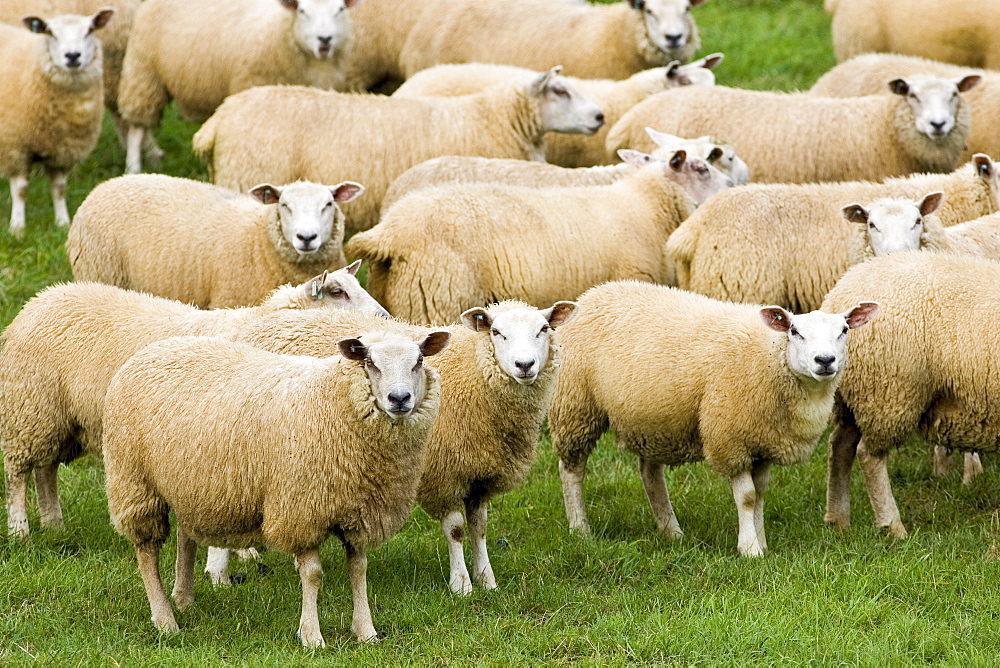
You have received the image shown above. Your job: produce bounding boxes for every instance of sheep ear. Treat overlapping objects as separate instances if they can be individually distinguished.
[760,306,793,333]
[617,149,653,168]
[90,8,115,32]
[278,0,299,11]
[419,331,451,358]
[888,78,910,96]
[957,74,981,93]
[344,0,363,7]
[843,301,880,329]
[669,150,687,171]
[332,181,365,203]
[544,301,578,328]
[707,147,724,163]
[461,307,493,332]
[645,127,681,148]
[665,61,682,80]
[842,203,869,225]
[250,184,281,205]
[699,53,724,69]
[309,271,329,300]
[345,259,362,276]
[627,0,646,10]
[974,153,994,179]
[919,191,944,216]
[23,16,50,34]
[338,338,368,361]
[529,66,562,96]
[690,0,709,6]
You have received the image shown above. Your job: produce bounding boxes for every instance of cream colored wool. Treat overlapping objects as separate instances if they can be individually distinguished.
[812,54,1000,164]
[825,0,1000,68]
[194,76,600,235]
[393,58,720,167]
[665,157,1000,313]
[821,252,1000,539]
[103,334,441,643]
[849,207,1000,265]
[66,175,351,309]
[347,163,699,325]
[341,0,420,91]
[0,276,385,539]
[606,84,974,183]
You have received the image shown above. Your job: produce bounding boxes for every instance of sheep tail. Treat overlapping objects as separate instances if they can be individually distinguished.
[663,223,698,289]
[823,0,839,13]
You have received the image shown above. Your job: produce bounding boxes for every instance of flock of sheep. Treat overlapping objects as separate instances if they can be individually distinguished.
[1,0,999,650]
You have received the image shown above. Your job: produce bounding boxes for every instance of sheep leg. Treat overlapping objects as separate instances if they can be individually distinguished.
[751,461,771,553]
[442,510,472,595]
[857,440,908,539]
[466,499,496,590]
[637,457,683,540]
[171,525,197,609]
[295,549,326,647]
[112,112,164,168]
[204,547,232,585]
[963,452,984,485]
[731,470,763,557]
[558,455,591,534]
[34,463,65,531]
[9,174,28,237]
[344,543,379,643]
[5,466,31,539]
[47,169,70,227]
[824,418,861,529]
[136,542,179,633]
[125,126,145,175]
[932,445,953,477]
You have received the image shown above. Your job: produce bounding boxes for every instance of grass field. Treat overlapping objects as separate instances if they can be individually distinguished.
[5,0,1000,664]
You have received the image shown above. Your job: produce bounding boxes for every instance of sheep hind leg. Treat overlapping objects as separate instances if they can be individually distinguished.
[5,466,31,539]
[295,548,326,647]
[751,461,771,553]
[47,169,69,227]
[34,463,65,531]
[204,547,231,585]
[932,445,953,477]
[136,541,179,633]
[466,499,496,590]
[962,452,984,485]
[857,440,907,539]
[9,174,28,237]
[558,454,592,535]
[637,457,683,540]
[344,543,378,643]
[125,126,145,175]
[731,470,763,557]
[824,409,861,529]
[442,510,472,595]
[171,525,197,609]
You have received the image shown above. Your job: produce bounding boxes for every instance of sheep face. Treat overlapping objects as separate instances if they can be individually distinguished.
[22,9,114,74]
[665,52,723,87]
[307,261,391,317]
[630,0,705,60]
[759,303,879,382]
[618,149,733,206]
[973,154,1000,212]
[462,302,577,386]
[338,331,450,419]
[644,128,750,185]
[842,192,944,257]
[281,0,360,60]
[251,181,363,255]
[530,67,605,135]
[888,75,981,140]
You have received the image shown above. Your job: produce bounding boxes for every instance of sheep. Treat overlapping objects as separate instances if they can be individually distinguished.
[392,55,723,167]
[0,9,114,236]
[211,300,576,594]
[66,175,364,309]
[663,154,1000,313]
[606,76,981,183]
[381,129,747,209]
[811,54,1000,164]
[103,330,450,645]
[346,149,733,325]
[397,0,709,82]
[821,251,1000,539]
[824,0,1000,69]
[118,0,363,175]
[1,272,387,539]
[193,67,605,236]
[549,279,878,556]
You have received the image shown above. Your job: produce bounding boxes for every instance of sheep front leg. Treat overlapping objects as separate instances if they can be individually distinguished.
[9,174,28,237]
[295,548,326,647]
[204,547,232,585]
[344,543,379,643]
[442,510,472,595]
[824,419,861,529]
[857,440,907,539]
[731,470,763,557]
[171,526,197,609]
[558,455,591,534]
[136,542,179,633]
[932,445,953,477]
[638,457,683,540]
[47,169,70,227]
[963,452,984,485]
[466,500,496,590]
[5,467,31,539]
[751,461,771,553]
[34,463,65,531]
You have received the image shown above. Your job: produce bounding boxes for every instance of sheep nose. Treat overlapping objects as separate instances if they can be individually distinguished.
[930,120,947,132]
[514,359,536,373]
[296,232,318,245]
[388,390,412,408]
[664,33,683,47]
[65,51,81,66]
[594,112,605,125]
[814,354,835,367]
[318,35,332,46]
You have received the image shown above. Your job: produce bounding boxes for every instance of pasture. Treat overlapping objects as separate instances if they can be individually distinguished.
[4,0,1000,663]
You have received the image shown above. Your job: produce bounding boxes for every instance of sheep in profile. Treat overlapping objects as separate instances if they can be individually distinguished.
[67,175,363,308]
[194,67,605,235]
[103,331,449,645]
[607,76,981,183]
[550,280,878,556]
[118,0,363,174]
[0,9,114,236]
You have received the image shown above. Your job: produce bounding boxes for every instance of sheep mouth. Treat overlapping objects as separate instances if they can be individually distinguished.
[386,406,414,419]
[295,244,320,255]
[514,373,538,385]
[316,45,333,59]
[813,368,837,379]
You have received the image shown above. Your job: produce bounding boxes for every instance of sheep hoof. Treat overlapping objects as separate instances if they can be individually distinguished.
[7,521,30,540]
[152,615,180,634]
[449,575,473,596]
[171,591,193,610]
[659,527,684,541]
[354,629,380,644]
[738,543,765,558]
[886,520,909,540]
[822,514,850,530]
[298,628,326,648]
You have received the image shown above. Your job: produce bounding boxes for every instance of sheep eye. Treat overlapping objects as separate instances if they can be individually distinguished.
[790,327,802,338]
[330,287,345,297]
[868,222,876,229]
[490,328,500,336]
[841,326,849,336]
[538,324,550,337]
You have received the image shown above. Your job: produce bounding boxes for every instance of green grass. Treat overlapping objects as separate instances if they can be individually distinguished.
[5,0,1000,664]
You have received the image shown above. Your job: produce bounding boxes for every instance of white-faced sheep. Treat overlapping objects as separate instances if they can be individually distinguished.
[1,272,387,539]
[0,9,114,236]
[824,0,1000,69]
[66,175,363,308]
[550,280,878,556]
[664,155,1000,313]
[812,54,1000,164]
[821,251,1000,539]
[607,76,981,183]
[118,0,362,174]
[193,67,605,235]
[347,149,733,325]
[392,55,723,167]
[103,331,449,645]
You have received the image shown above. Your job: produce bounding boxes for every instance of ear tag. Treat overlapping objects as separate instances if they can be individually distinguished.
[311,281,319,299]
